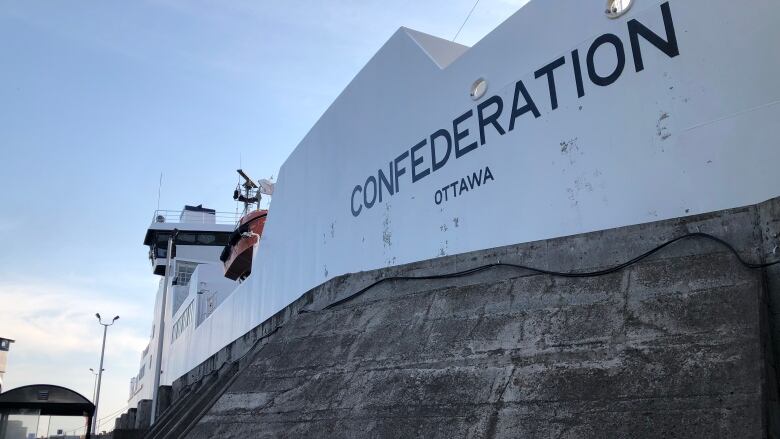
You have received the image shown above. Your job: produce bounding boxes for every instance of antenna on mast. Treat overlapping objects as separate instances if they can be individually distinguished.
[157,172,163,211]
[233,169,260,215]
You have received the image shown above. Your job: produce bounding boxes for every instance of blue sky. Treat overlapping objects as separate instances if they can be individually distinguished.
[0,0,527,433]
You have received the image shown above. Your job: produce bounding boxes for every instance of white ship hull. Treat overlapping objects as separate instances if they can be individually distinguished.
[132,0,780,400]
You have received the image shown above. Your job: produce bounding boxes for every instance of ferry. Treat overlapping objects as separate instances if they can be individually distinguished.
[126,0,780,420]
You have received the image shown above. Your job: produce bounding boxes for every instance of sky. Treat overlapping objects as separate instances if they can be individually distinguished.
[0,0,529,434]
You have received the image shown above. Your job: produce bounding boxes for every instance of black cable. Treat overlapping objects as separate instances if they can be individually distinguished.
[307,232,779,312]
[65,404,129,434]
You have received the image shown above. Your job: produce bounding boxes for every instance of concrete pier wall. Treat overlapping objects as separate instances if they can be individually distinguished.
[177,197,780,438]
[130,197,780,438]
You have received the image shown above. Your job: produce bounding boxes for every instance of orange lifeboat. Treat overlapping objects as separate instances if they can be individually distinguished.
[220,209,268,280]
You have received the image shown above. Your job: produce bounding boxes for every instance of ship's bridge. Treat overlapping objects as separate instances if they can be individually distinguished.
[143,205,238,276]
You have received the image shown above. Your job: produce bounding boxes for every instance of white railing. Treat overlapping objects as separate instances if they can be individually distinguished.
[151,209,242,226]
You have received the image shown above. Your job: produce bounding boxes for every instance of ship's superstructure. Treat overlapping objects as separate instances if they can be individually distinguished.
[128,206,239,406]
[129,176,275,408]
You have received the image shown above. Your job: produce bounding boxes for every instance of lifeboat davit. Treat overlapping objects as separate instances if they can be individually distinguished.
[220,209,268,281]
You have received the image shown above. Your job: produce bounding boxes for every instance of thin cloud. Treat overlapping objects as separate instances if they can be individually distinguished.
[0,280,148,356]
[0,280,150,434]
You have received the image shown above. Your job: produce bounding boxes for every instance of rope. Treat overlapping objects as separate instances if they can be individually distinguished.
[453,0,482,42]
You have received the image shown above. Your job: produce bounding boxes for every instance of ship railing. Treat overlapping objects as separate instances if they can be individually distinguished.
[151,209,242,226]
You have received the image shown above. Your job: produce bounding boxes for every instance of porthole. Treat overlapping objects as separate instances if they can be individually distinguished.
[470,78,488,101]
[605,0,633,19]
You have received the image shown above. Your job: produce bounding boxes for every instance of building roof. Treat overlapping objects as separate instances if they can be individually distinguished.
[0,384,95,417]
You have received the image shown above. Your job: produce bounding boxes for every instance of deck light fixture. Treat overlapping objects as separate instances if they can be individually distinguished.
[470,78,488,100]
[606,0,633,18]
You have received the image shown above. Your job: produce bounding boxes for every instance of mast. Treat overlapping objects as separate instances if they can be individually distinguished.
[234,169,260,216]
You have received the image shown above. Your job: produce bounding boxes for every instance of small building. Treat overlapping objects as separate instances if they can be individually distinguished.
[0,338,15,393]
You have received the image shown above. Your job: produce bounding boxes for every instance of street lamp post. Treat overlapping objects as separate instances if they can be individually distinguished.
[93,314,119,436]
[89,368,103,403]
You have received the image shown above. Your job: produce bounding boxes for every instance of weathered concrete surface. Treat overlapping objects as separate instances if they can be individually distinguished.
[125,408,136,430]
[113,429,145,439]
[154,385,171,420]
[759,198,780,434]
[134,399,151,430]
[175,198,780,438]
[145,363,239,439]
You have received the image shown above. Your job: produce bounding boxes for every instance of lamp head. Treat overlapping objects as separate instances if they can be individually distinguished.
[95,313,101,320]
[113,316,120,321]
